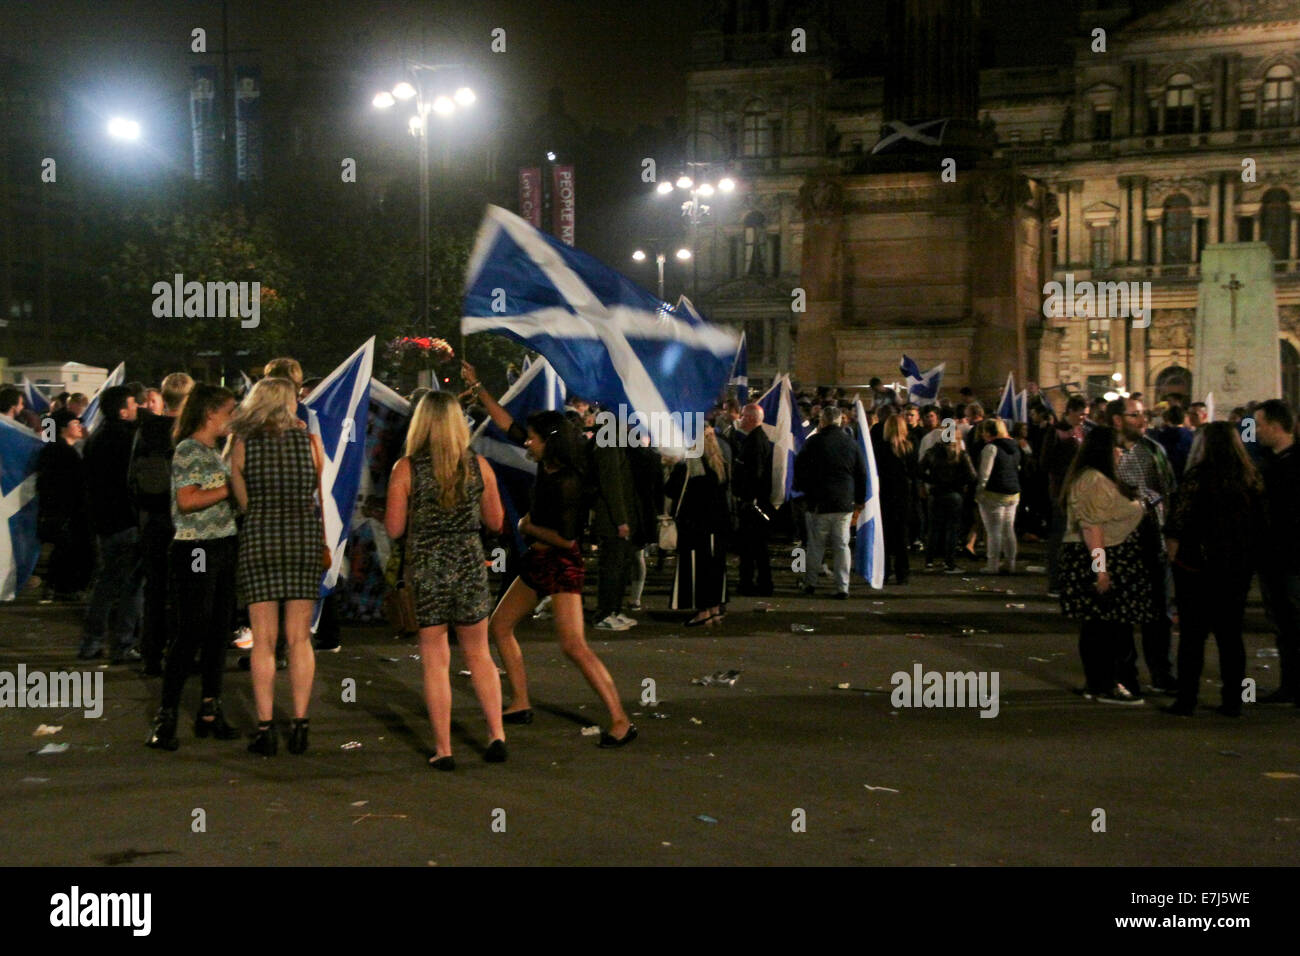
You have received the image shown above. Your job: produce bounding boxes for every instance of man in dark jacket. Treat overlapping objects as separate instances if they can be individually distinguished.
[794,407,867,597]
[733,403,774,595]
[1256,399,1300,705]
[79,386,144,662]
[590,428,640,631]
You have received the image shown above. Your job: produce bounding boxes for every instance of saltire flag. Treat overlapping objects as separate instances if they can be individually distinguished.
[850,398,885,589]
[470,356,566,556]
[20,378,50,415]
[0,416,43,601]
[237,370,254,398]
[461,205,738,455]
[1014,389,1028,424]
[729,331,749,405]
[871,117,949,155]
[302,338,374,630]
[756,373,807,509]
[899,356,944,402]
[81,361,125,434]
[996,372,1017,421]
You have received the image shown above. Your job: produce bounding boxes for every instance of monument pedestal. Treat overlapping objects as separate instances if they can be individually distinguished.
[1194,243,1280,416]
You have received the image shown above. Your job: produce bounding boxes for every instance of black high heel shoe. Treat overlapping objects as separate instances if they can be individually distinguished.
[287,718,309,754]
[598,723,638,748]
[484,739,508,763]
[146,707,179,751]
[685,612,714,628]
[502,708,534,725]
[248,721,278,756]
[195,698,240,740]
[428,754,455,771]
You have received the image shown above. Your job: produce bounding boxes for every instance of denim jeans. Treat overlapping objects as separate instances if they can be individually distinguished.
[81,525,144,656]
[805,511,852,593]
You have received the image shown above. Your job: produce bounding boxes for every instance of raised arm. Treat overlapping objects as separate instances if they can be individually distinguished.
[463,360,515,435]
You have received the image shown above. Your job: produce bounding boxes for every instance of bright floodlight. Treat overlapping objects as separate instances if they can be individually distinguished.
[454,87,476,106]
[373,91,395,109]
[675,248,692,260]
[697,183,715,197]
[1103,390,1119,401]
[546,151,557,161]
[656,181,673,195]
[408,115,424,132]
[107,117,140,140]
[676,175,693,189]
[632,250,647,262]
[718,177,736,192]
[392,82,416,100]
[432,96,455,115]
[1111,372,1123,382]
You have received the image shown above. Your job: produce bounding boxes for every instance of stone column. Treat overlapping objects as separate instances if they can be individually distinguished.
[1225,179,1238,241]
[1118,177,1131,263]
[1133,177,1147,264]
[1209,176,1221,244]
[1290,212,1298,267]
[1153,218,1163,265]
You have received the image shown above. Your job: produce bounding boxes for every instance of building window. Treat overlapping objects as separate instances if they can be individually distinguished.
[1162,194,1192,263]
[1262,188,1292,261]
[768,234,781,275]
[1087,319,1111,357]
[1147,99,1160,134]
[728,236,742,278]
[1092,107,1111,141]
[769,119,783,155]
[743,211,767,276]
[1165,74,1195,133]
[1239,91,1257,129]
[1090,225,1113,269]
[1050,225,1059,263]
[1239,217,1255,241]
[1198,94,1213,132]
[742,102,768,157]
[1262,65,1295,128]
[1008,130,1021,144]
[1043,128,1055,145]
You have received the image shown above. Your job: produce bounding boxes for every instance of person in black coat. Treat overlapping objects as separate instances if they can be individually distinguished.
[667,429,730,624]
[36,410,95,598]
[732,403,773,595]
[875,416,919,584]
[793,406,866,597]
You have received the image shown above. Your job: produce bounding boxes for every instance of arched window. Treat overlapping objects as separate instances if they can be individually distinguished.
[1165,73,1195,133]
[743,210,767,276]
[1262,188,1292,262]
[742,101,769,157]
[1262,65,1295,128]
[1162,194,1192,264]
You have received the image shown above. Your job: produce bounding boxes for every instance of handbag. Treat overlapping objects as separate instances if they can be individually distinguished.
[383,540,419,636]
[658,469,689,552]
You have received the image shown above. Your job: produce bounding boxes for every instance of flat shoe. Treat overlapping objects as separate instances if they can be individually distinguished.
[598,724,638,748]
[428,754,455,771]
[484,739,507,763]
[502,709,534,725]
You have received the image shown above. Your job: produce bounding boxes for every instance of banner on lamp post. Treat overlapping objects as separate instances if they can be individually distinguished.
[552,164,575,246]
[518,167,542,228]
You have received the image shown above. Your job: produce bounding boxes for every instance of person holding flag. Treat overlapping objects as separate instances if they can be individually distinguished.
[464,362,636,749]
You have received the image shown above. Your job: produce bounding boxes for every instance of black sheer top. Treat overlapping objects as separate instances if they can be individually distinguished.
[507,421,585,544]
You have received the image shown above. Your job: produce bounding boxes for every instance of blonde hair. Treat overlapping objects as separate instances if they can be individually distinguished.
[404,391,472,510]
[980,417,1010,440]
[263,357,303,389]
[160,372,195,411]
[230,377,299,439]
[702,426,728,483]
[884,415,913,457]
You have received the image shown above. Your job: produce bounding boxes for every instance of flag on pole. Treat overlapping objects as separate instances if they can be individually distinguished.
[851,398,885,589]
[1014,389,1028,424]
[996,372,1017,421]
[729,331,749,405]
[302,338,375,629]
[81,361,126,434]
[755,373,807,509]
[20,378,49,416]
[0,417,43,601]
[461,205,738,454]
[1204,391,1216,423]
[470,356,567,555]
[899,356,944,402]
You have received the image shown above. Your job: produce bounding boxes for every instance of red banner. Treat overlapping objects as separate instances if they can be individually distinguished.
[552,165,575,246]
[518,167,542,227]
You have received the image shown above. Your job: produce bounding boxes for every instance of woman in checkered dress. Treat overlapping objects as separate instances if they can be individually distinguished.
[230,377,326,756]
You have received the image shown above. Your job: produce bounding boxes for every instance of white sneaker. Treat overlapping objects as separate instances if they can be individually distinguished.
[232,626,254,650]
[613,613,638,628]
[595,614,632,631]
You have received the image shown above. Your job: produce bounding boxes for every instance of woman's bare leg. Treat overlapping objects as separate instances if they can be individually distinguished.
[248,602,279,722]
[283,600,316,718]
[419,624,452,757]
[489,577,539,713]
[552,592,630,736]
[457,619,504,742]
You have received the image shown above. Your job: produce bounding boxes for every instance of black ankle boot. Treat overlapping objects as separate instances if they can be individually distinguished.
[146,707,179,751]
[248,721,278,756]
[195,698,241,740]
[287,717,309,755]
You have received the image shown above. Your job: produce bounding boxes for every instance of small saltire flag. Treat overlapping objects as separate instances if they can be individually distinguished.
[1014,389,1028,424]
[729,331,749,405]
[81,361,126,434]
[850,398,885,589]
[899,356,944,402]
[756,373,807,509]
[20,379,50,415]
[237,370,254,398]
[0,416,43,601]
[997,372,1017,422]
[303,338,374,630]
[470,355,566,555]
[461,205,738,454]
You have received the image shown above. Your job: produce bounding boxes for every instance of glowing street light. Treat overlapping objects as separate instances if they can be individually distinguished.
[675,175,693,189]
[656,181,673,195]
[432,95,455,116]
[373,91,395,109]
[408,115,424,133]
[632,250,647,262]
[392,81,416,101]
[718,177,736,192]
[454,86,476,106]
[107,117,141,141]
[675,248,691,260]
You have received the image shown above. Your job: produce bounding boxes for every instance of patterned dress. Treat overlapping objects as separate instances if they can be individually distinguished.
[406,453,491,627]
[237,428,324,606]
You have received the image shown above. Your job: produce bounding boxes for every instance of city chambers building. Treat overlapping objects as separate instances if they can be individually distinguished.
[685,0,1300,408]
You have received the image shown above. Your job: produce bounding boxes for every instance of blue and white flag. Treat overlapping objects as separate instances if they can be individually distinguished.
[0,417,42,601]
[303,338,374,629]
[756,373,807,509]
[729,331,749,405]
[470,356,566,555]
[1014,389,1028,424]
[20,378,50,415]
[996,372,1017,422]
[899,356,944,402]
[461,205,738,454]
[850,398,885,589]
[81,361,126,434]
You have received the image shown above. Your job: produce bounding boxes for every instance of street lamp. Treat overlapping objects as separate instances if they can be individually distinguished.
[655,163,739,298]
[107,117,141,141]
[632,245,692,300]
[373,64,475,334]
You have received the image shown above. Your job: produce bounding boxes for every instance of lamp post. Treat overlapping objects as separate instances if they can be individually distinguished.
[632,245,691,301]
[374,65,475,334]
[655,164,736,299]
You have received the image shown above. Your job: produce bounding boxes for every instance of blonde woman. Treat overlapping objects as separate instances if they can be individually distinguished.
[975,418,1022,575]
[384,392,507,770]
[229,377,326,756]
[876,415,918,584]
[667,427,730,625]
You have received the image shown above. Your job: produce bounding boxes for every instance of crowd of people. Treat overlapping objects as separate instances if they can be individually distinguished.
[6,359,1296,771]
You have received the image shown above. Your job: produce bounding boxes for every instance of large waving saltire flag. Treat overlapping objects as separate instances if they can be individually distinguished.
[851,398,885,589]
[81,361,126,434]
[470,356,566,555]
[461,205,738,453]
[0,417,43,601]
[900,355,943,402]
[303,338,374,629]
[20,378,50,415]
[756,373,807,509]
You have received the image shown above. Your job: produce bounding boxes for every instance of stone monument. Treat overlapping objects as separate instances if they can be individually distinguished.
[1195,243,1281,415]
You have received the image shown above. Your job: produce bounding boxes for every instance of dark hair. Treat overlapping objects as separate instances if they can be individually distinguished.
[1164,404,1186,426]
[1066,394,1088,413]
[124,381,148,404]
[0,384,21,413]
[1256,398,1295,433]
[173,384,236,445]
[1184,422,1264,547]
[1061,425,1135,506]
[50,409,80,434]
[1104,397,1127,423]
[527,410,585,472]
[953,403,966,419]
[920,404,938,417]
[869,377,882,387]
[98,385,134,422]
